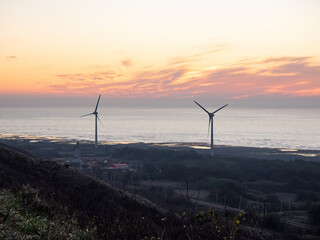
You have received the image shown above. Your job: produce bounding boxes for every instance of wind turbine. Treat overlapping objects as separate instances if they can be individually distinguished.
[194,101,228,157]
[80,94,102,148]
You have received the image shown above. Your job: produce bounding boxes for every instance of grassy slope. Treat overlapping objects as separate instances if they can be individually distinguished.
[0,186,97,239]
[0,143,166,239]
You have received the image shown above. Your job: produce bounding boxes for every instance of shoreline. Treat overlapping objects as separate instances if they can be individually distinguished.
[1,133,320,162]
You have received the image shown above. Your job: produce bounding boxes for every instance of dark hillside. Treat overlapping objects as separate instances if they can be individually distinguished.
[0,143,166,239]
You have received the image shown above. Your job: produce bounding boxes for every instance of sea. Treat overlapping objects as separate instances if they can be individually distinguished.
[0,107,319,150]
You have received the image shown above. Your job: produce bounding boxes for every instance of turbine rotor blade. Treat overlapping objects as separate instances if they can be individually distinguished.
[94,94,101,113]
[80,113,94,117]
[213,104,228,114]
[194,101,210,114]
[97,115,103,127]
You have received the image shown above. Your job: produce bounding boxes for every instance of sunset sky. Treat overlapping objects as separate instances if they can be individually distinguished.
[1,0,320,107]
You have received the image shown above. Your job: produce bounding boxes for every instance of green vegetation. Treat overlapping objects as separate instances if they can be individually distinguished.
[0,185,97,240]
[0,187,254,240]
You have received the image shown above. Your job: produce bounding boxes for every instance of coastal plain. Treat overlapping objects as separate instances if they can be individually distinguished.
[1,134,319,162]
[1,133,320,237]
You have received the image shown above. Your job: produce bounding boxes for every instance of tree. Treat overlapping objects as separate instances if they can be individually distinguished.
[307,203,320,225]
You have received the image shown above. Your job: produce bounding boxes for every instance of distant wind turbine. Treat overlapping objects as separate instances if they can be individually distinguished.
[194,101,228,157]
[80,94,102,148]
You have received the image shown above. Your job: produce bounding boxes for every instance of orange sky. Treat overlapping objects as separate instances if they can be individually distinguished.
[1,0,320,105]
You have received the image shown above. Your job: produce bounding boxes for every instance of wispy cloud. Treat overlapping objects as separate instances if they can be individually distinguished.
[5,56,17,59]
[169,44,227,66]
[231,95,250,99]
[120,59,132,67]
[50,55,320,99]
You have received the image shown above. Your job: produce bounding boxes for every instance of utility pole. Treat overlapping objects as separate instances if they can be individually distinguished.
[239,195,242,209]
[288,199,291,212]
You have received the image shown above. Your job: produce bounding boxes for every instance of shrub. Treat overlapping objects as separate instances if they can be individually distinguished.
[0,187,97,240]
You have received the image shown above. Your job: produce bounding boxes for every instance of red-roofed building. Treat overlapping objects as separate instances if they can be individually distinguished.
[106,163,129,170]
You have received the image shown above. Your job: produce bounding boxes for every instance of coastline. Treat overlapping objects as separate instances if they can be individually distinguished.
[1,133,320,162]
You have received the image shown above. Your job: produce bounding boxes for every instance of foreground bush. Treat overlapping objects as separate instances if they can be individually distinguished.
[0,186,97,240]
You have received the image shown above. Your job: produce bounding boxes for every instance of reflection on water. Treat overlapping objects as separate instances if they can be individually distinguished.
[189,145,211,149]
[279,149,298,152]
[291,153,319,157]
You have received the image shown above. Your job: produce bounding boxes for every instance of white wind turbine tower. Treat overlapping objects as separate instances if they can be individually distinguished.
[194,101,228,157]
[80,94,102,148]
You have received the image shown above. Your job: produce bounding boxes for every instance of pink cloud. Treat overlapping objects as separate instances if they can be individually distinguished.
[5,56,17,59]
[231,95,250,99]
[120,59,132,67]
[50,56,320,99]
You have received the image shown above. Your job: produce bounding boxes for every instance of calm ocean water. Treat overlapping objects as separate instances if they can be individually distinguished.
[0,107,319,150]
